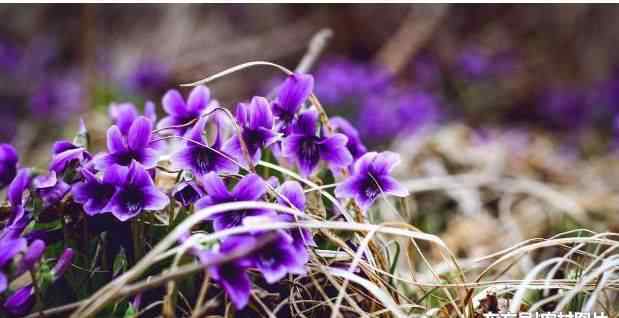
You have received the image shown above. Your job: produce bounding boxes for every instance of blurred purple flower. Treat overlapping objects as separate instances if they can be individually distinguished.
[358,89,440,140]
[200,235,254,310]
[282,109,352,176]
[251,230,306,284]
[14,239,46,277]
[195,173,272,231]
[0,144,18,189]
[29,76,83,122]
[171,117,238,177]
[157,86,210,136]
[0,40,20,73]
[223,96,277,164]
[51,248,74,278]
[538,87,590,130]
[3,284,34,316]
[96,116,159,169]
[335,151,408,210]
[126,59,170,94]
[101,161,169,221]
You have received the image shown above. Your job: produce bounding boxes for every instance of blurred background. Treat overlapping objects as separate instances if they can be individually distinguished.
[3,3,619,265]
[5,4,619,155]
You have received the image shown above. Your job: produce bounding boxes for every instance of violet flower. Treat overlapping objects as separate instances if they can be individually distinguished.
[156,86,210,136]
[29,76,83,122]
[272,73,314,132]
[109,102,157,136]
[276,181,315,261]
[250,230,306,284]
[96,116,159,169]
[195,173,273,231]
[8,168,31,222]
[223,96,277,164]
[102,161,169,221]
[49,140,91,174]
[3,284,34,316]
[51,248,74,279]
[33,171,71,207]
[282,109,352,176]
[15,239,46,276]
[126,59,169,94]
[330,117,367,160]
[172,181,204,208]
[72,169,117,216]
[0,144,18,189]
[335,151,408,210]
[171,117,238,177]
[200,235,255,310]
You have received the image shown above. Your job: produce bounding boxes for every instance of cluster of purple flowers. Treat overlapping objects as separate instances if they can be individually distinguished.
[0,70,408,314]
[0,145,74,316]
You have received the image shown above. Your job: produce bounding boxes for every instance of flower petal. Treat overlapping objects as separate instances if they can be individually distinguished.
[334,176,363,199]
[277,181,305,210]
[106,125,126,153]
[162,89,187,116]
[8,168,30,207]
[143,186,170,211]
[187,85,210,114]
[353,152,378,175]
[128,116,152,150]
[318,133,353,168]
[199,172,230,202]
[232,174,266,201]
[377,175,409,197]
[371,151,401,175]
[292,110,318,135]
[248,96,273,130]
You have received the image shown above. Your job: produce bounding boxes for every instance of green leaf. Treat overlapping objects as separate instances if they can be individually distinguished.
[113,248,128,277]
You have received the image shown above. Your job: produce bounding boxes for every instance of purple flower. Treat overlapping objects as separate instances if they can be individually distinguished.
[538,87,590,130]
[0,144,18,189]
[33,171,71,207]
[200,235,255,310]
[171,117,238,177]
[223,97,277,164]
[250,230,306,284]
[102,161,169,221]
[0,274,6,293]
[29,76,83,122]
[0,238,27,268]
[72,169,117,216]
[330,117,367,160]
[126,59,169,94]
[335,151,408,210]
[7,168,31,222]
[156,86,210,136]
[172,181,204,207]
[456,48,492,79]
[282,109,352,176]
[49,140,91,174]
[96,116,159,169]
[358,89,440,140]
[272,73,314,130]
[3,284,35,316]
[276,181,315,261]
[52,248,74,279]
[195,173,273,231]
[15,240,46,276]
[109,102,157,136]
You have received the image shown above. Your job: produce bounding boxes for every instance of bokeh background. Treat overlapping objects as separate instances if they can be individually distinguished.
[5,4,619,159]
